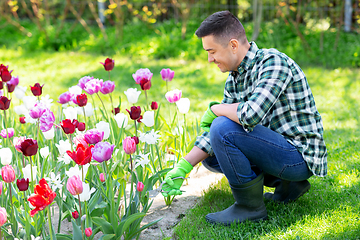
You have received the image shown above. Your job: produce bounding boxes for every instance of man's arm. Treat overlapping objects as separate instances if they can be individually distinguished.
[184,146,210,166]
[210,103,241,124]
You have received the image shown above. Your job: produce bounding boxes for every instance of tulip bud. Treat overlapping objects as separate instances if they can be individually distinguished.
[137,182,144,192]
[122,137,136,155]
[160,68,175,82]
[30,83,44,96]
[112,107,120,115]
[151,101,158,110]
[85,227,92,237]
[76,94,88,107]
[0,207,7,227]
[77,122,86,131]
[16,178,29,191]
[66,175,83,196]
[19,116,26,124]
[1,165,15,183]
[99,173,105,182]
[0,96,11,110]
[100,58,114,71]
[72,211,79,219]
[7,83,15,93]
[131,136,139,145]
[126,106,141,120]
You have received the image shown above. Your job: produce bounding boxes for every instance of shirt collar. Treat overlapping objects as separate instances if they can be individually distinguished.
[236,41,258,75]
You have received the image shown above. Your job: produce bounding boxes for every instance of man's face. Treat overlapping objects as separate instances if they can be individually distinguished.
[202,35,238,73]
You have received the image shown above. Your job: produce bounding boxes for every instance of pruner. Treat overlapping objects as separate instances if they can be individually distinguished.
[148,176,189,198]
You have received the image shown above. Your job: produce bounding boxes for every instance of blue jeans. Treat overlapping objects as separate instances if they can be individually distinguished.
[202,116,313,186]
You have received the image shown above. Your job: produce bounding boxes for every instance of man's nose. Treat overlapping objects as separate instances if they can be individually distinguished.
[208,54,214,63]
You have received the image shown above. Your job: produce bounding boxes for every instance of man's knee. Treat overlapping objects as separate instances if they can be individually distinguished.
[202,156,223,174]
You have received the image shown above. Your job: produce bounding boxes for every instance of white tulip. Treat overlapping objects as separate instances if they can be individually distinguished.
[176,98,191,114]
[96,121,110,140]
[140,111,154,127]
[0,148,12,165]
[114,113,128,128]
[124,88,141,104]
[63,106,78,120]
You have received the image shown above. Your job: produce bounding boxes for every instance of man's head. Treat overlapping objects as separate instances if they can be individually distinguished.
[195,11,250,72]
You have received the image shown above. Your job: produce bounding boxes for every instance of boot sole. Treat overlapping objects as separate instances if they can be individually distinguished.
[205,215,268,226]
[264,180,311,204]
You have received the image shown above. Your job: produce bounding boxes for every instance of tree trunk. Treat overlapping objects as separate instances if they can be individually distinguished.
[344,0,352,32]
[251,0,262,41]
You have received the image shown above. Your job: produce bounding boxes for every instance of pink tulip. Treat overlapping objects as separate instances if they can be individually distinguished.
[13,136,26,153]
[137,182,144,192]
[8,75,19,87]
[100,80,115,94]
[29,102,47,119]
[1,165,15,183]
[91,142,115,163]
[84,78,103,95]
[160,68,175,82]
[0,128,14,138]
[165,89,182,103]
[0,182,2,195]
[58,92,73,104]
[39,108,55,132]
[0,207,7,227]
[85,227,92,237]
[99,173,105,182]
[66,175,83,196]
[123,137,136,155]
[132,68,153,84]
[73,134,88,148]
[84,129,104,144]
[78,76,94,90]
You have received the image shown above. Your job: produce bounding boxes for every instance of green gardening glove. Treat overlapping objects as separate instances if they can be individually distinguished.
[200,101,220,132]
[161,157,193,197]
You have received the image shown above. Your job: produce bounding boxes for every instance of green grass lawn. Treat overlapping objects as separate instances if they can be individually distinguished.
[1,48,360,239]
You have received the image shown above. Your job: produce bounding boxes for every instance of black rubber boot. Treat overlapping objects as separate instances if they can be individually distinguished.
[263,172,282,188]
[205,173,267,226]
[264,179,311,204]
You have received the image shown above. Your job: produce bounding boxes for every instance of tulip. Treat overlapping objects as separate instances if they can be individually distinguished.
[78,76,94,90]
[63,106,78,120]
[39,108,55,132]
[99,173,105,182]
[151,101,158,110]
[8,75,19,86]
[114,113,128,128]
[66,144,94,165]
[91,142,115,163]
[84,78,103,95]
[0,207,7,226]
[139,79,151,91]
[77,122,86,131]
[0,82,2,90]
[123,137,136,155]
[67,175,83,195]
[0,148,12,165]
[132,68,153,84]
[30,83,44,96]
[0,96,10,110]
[124,88,141,104]
[160,68,175,82]
[0,128,14,138]
[7,83,15,93]
[0,182,2,195]
[19,116,26,124]
[112,107,120,115]
[19,138,38,157]
[13,136,26,152]
[29,102,47,119]
[1,69,11,82]
[84,129,104,144]
[43,126,55,140]
[96,121,110,140]
[57,92,73,104]
[85,227,93,237]
[126,106,141,120]
[165,89,182,103]
[100,80,115,94]
[16,178,29,191]
[131,136,139,145]
[28,178,56,217]
[60,119,77,134]
[14,85,26,100]
[140,111,154,127]
[100,58,114,71]
[72,210,79,219]
[137,181,144,192]
[1,165,15,183]
[23,164,38,182]
[176,98,191,114]
[76,93,87,107]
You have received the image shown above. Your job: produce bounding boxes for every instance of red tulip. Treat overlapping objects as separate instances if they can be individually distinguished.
[100,58,114,71]
[0,96,10,110]
[19,116,26,124]
[16,178,29,191]
[7,83,15,93]
[76,94,87,107]
[131,136,139,145]
[30,83,44,96]
[139,79,151,91]
[19,139,38,157]
[112,107,120,115]
[27,178,56,217]
[126,106,141,120]
[77,122,85,131]
[66,144,94,165]
[0,81,3,90]
[60,119,76,134]
[151,101,158,110]
[0,69,11,82]
[72,211,79,219]
[85,227,93,237]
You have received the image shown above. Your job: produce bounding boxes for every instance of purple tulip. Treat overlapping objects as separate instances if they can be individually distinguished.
[8,75,19,87]
[91,142,115,163]
[29,102,47,119]
[160,68,175,82]
[84,78,103,95]
[165,89,182,103]
[132,68,153,84]
[0,128,14,138]
[39,108,55,132]
[78,76,94,90]
[57,92,73,104]
[84,129,104,144]
[100,80,115,94]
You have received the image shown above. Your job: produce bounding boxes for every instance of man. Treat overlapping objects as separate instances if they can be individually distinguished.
[161,10,327,226]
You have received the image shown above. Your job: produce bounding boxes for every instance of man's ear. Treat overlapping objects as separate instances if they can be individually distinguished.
[229,39,239,53]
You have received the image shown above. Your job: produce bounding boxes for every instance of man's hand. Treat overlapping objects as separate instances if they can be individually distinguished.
[161,157,193,197]
[200,101,220,132]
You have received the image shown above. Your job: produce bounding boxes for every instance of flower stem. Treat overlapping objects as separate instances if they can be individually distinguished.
[47,206,54,240]
[78,195,84,240]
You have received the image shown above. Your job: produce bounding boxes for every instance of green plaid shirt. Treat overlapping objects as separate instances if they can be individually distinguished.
[195,42,327,177]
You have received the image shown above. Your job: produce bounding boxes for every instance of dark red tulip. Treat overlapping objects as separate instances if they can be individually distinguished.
[7,83,15,93]
[137,115,143,123]
[0,96,11,110]
[77,122,85,131]
[19,116,26,124]
[139,79,151,91]
[19,139,38,157]
[76,94,87,107]
[1,69,11,82]
[72,211,79,219]
[112,107,120,115]
[60,119,76,134]
[126,106,141,120]
[131,136,139,145]
[17,178,29,191]
[151,101,158,110]
[30,83,44,96]
[0,81,3,90]
[100,58,114,71]
[72,119,79,128]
